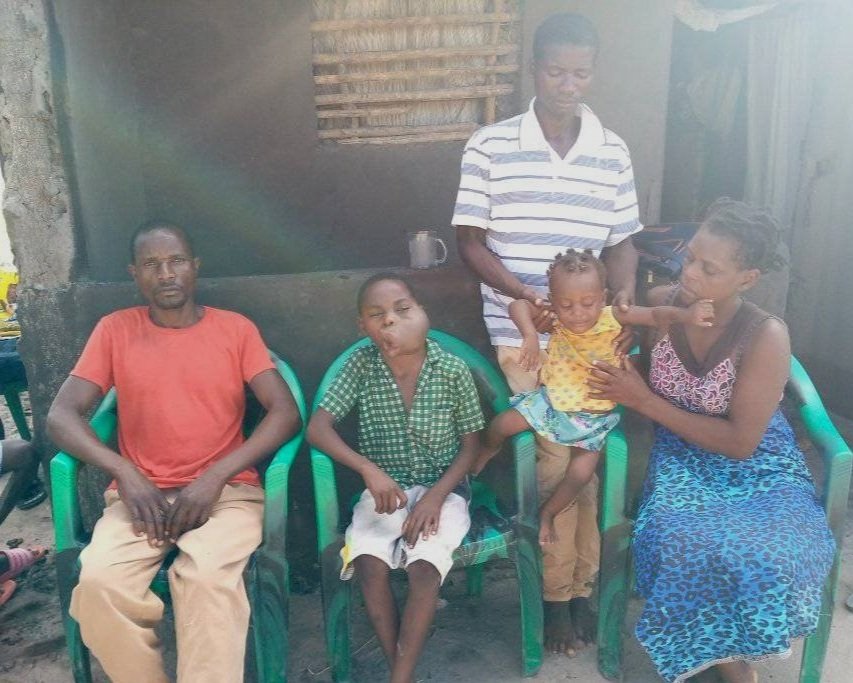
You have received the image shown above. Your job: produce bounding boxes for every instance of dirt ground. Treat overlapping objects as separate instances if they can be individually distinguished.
[1,395,852,683]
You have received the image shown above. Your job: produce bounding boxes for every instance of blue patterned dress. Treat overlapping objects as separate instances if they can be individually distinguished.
[633,301,836,682]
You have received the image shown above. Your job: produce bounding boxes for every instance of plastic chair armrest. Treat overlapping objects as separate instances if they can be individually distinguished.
[312,448,342,552]
[600,416,630,531]
[511,431,538,529]
[50,452,85,552]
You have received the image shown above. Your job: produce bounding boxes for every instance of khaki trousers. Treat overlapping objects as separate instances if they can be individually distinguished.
[497,346,601,602]
[70,483,264,683]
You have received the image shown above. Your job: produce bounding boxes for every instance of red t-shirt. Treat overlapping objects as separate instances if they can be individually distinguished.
[71,306,275,488]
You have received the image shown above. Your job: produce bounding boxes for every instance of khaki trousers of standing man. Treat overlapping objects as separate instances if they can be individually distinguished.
[497,346,601,602]
[70,483,264,683]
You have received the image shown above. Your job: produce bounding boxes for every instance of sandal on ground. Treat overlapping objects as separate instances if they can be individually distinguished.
[0,546,48,583]
[0,579,15,607]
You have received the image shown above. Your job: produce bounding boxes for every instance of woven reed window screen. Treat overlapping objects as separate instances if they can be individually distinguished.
[311,1,520,144]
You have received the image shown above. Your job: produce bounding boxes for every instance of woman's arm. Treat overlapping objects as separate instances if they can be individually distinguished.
[588,318,790,459]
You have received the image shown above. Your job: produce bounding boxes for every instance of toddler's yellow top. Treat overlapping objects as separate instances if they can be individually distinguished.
[540,305,621,412]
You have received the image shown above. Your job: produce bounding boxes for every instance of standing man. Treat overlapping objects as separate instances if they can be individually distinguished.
[454,14,641,655]
[47,221,301,683]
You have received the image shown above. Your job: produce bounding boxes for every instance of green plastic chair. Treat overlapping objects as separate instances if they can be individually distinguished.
[50,351,307,683]
[310,329,543,681]
[596,355,853,682]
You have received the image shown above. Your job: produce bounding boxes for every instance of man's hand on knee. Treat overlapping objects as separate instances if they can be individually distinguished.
[165,472,226,541]
[115,461,170,547]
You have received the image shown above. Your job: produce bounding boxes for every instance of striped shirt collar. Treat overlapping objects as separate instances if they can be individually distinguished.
[518,98,607,156]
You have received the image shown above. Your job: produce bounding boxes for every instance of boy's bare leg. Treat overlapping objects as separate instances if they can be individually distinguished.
[354,555,399,668]
[473,409,530,474]
[391,560,441,683]
[0,440,40,526]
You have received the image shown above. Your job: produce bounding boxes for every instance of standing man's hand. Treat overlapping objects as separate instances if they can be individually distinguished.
[611,289,636,356]
[165,471,227,541]
[114,461,171,547]
[519,286,556,334]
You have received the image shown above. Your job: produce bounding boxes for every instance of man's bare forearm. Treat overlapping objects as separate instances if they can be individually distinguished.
[602,237,638,301]
[457,226,531,300]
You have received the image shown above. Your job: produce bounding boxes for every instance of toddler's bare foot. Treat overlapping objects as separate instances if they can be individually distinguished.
[538,514,558,546]
[569,596,596,650]
[544,600,577,656]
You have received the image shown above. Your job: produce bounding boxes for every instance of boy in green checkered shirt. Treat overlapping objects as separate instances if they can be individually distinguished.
[307,273,484,683]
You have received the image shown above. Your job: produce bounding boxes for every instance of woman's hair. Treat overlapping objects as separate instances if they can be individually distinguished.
[701,198,785,272]
[356,273,419,312]
[547,249,607,289]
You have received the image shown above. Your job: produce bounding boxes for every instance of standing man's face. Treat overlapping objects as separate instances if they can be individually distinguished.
[128,229,200,311]
[533,43,596,119]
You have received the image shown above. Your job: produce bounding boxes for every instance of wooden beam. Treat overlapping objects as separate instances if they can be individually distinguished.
[319,123,476,140]
[315,84,514,106]
[337,131,472,145]
[316,106,411,119]
[314,64,519,86]
[310,12,519,32]
[313,44,518,66]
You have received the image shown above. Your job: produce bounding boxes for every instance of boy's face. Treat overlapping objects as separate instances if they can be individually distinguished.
[550,268,606,334]
[359,280,429,359]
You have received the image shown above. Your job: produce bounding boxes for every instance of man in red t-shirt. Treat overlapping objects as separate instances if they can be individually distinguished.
[47,222,301,683]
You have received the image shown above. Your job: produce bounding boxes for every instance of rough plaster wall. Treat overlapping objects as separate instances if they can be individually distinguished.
[0,0,78,456]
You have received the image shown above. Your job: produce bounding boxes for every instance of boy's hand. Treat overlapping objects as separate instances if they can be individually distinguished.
[363,465,407,514]
[518,336,542,372]
[685,299,715,327]
[402,490,444,547]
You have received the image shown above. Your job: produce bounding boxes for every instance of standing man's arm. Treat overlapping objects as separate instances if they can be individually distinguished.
[457,226,544,306]
[601,145,643,353]
[454,132,551,329]
[601,236,638,311]
[165,368,301,540]
[48,376,171,546]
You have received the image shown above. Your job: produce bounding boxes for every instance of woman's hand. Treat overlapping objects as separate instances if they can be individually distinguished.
[587,357,651,411]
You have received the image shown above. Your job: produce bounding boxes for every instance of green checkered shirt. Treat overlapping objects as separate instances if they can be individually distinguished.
[319,338,485,488]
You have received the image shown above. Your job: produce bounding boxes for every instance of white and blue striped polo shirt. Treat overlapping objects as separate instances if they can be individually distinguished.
[452,98,642,348]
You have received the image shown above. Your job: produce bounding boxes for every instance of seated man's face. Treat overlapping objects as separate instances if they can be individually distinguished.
[129,229,199,311]
[359,279,429,359]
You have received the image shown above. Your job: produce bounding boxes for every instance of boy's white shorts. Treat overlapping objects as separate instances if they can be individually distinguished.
[340,485,470,584]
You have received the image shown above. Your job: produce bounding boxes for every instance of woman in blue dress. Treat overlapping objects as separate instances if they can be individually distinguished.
[589,199,835,683]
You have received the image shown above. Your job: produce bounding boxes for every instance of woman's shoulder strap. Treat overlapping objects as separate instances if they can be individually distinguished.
[732,301,784,367]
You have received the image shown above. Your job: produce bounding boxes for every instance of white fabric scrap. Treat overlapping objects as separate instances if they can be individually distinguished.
[675,0,782,32]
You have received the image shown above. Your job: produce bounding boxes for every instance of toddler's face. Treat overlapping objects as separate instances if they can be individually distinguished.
[359,280,429,359]
[549,268,606,334]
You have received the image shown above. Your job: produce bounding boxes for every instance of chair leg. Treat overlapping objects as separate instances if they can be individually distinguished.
[596,519,632,681]
[465,564,484,597]
[250,550,289,683]
[4,387,30,441]
[513,524,543,678]
[798,556,841,683]
[56,548,93,683]
[321,543,352,683]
